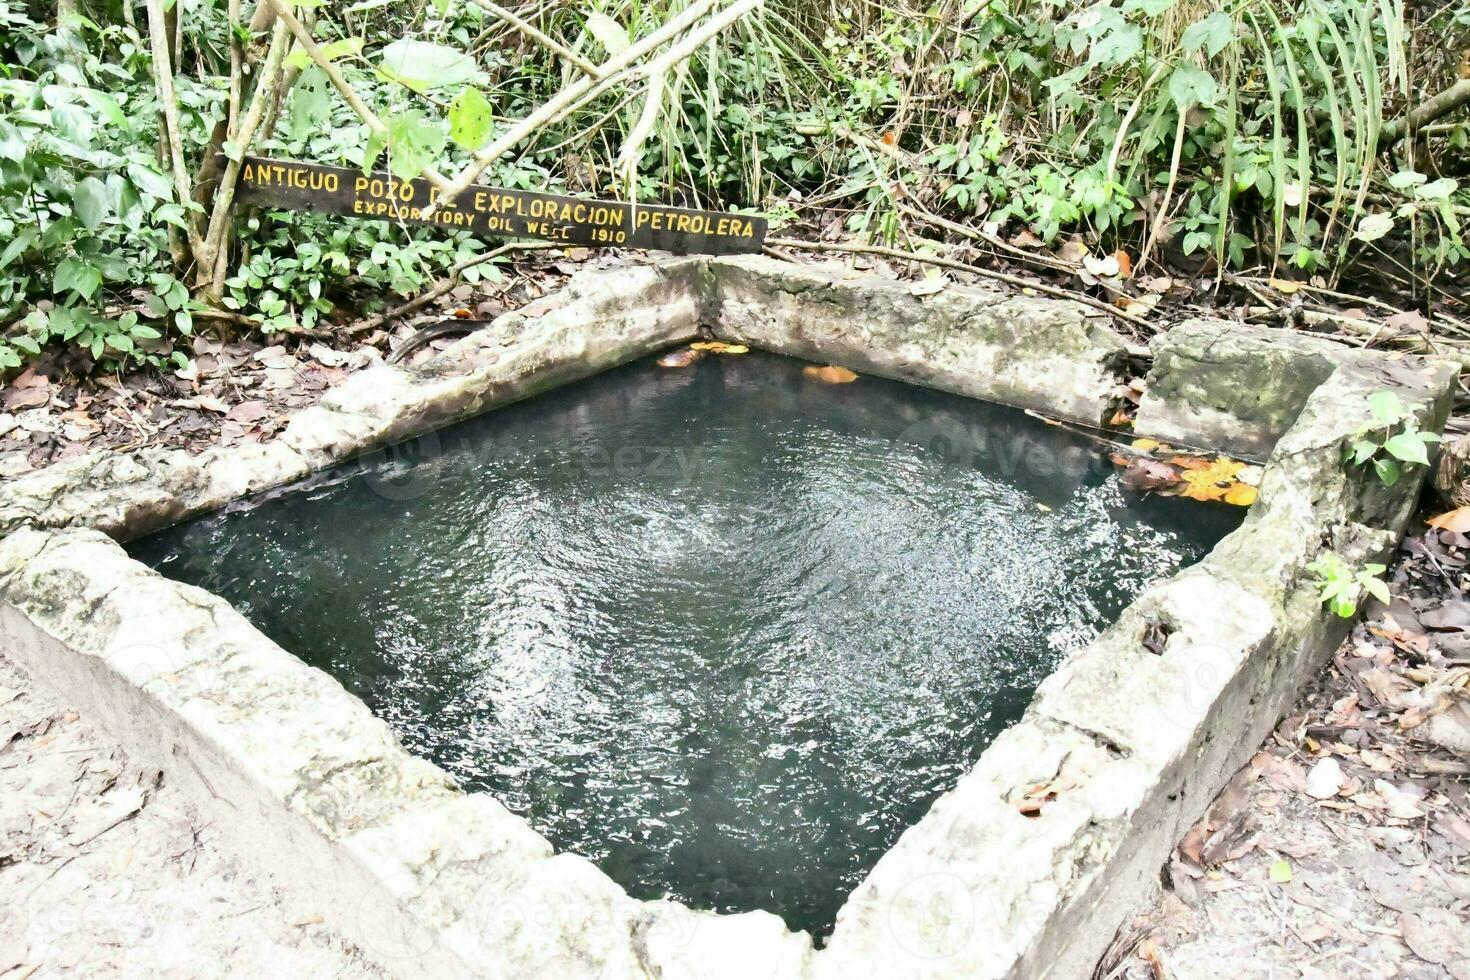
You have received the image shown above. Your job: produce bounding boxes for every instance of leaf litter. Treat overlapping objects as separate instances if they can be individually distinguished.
[0,247,609,481]
[1115,511,1470,980]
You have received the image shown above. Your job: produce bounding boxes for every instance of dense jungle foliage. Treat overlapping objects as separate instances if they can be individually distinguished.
[0,0,1467,373]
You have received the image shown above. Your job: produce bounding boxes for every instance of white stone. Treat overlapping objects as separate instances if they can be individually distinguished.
[1305,757,1344,799]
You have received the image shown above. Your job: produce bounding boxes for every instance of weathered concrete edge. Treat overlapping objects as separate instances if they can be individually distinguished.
[1134,317,1384,459]
[0,259,705,541]
[809,347,1459,979]
[701,255,1131,427]
[0,530,814,978]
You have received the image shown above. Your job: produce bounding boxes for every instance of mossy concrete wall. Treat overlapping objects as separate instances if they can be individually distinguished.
[1133,319,1441,460]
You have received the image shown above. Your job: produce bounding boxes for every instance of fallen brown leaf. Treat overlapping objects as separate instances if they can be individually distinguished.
[1399,909,1468,969]
[803,364,858,384]
[225,400,270,424]
[1117,455,1181,491]
[1428,507,1470,532]
[657,348,704,369]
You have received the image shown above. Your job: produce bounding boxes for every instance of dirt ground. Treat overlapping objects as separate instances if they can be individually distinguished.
[0,654,383,980]
[1113,669,1470,979]
[1112,526,1470,980]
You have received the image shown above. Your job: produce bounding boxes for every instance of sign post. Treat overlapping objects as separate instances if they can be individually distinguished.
[233,156,767,256]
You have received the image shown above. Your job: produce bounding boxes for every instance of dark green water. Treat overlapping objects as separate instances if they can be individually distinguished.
[130,350,1241,937]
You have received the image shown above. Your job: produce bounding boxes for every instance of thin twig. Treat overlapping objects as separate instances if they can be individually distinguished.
[428,0,754,213]
[896,202,1076,274]
[1105,62,1168,190]
[765,237,1154,331]
[1229,274,1455,324]
[1138,108,1188,274]
[1382,78,1470,145]
[348,242,557,335]
[464,0,603,78]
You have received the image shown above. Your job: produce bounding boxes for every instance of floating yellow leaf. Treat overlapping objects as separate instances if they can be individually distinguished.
[1197,458,1245,481]
[1224,483,1258,506]
[1114,448,1257,506]
[1170,453,1216,471]
[1176,458,1248,501]
[804,364,858,384]
[690,341,751,354]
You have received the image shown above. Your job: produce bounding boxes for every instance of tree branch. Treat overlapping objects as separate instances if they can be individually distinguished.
[261,0,453,189]
[348,242,557,335]
[225,0,243,139]
[426,0,756,214]
[895,203,1077,275]
[193,3,281,214]
[614,3,755,188]
[1382,79,1470,145]
[199,20,290,300]
[463,0,603,79]
[258,0,755,222]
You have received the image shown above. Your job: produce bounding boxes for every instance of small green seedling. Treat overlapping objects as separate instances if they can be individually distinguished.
[1307,551,1390,618]
[1344,390,1441,487]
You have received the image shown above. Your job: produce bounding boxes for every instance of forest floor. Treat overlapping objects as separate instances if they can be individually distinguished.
[1113,565,1470,980]
[0,247,1468,978]
[0,654,383,979]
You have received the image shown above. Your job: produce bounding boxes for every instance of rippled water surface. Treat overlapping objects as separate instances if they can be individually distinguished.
[131,349,1242,937]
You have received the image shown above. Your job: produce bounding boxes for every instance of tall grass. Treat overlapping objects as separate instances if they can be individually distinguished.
[293,0,1470,287]
[479,0,1462,286]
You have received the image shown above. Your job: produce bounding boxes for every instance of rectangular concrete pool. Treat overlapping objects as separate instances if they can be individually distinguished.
[0,255,1454,978]
[127,349,1241,937]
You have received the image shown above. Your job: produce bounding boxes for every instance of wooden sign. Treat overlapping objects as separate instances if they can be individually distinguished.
[233,156,766,255]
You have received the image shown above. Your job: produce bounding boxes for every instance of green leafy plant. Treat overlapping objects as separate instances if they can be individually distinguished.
[1307,551,1389,618]
[2,0,1466,380]
[1344,390,1442,487]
